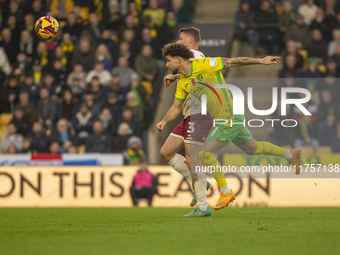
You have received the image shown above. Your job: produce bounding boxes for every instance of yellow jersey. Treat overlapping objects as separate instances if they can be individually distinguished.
[175,57,243,124]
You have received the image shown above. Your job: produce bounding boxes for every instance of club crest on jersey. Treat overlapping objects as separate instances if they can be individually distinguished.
[197,73,203,81]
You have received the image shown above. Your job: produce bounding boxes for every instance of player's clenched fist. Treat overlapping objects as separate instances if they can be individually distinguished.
[261,56,280,65]
[156,120,167,132]
[164,74,176,87]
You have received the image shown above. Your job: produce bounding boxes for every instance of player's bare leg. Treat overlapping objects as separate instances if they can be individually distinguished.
[160,135,193,181]
[237,138,301,175]
[199,139,235,210]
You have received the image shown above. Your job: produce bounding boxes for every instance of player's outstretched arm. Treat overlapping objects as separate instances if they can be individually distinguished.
[222,56,280,68]
[156,99,184,132]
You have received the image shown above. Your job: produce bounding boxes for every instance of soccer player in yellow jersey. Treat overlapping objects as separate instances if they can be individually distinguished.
[160,43,301,217]
[158,27,212,208]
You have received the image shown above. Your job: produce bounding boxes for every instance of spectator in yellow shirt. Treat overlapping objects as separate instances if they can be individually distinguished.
[142,0,165,27]
[50,0,75,20]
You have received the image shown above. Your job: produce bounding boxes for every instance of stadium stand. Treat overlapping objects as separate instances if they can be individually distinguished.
[0,0,192,157]
[231,0,340,154]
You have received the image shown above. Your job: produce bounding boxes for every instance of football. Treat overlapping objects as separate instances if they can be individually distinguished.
[35,16,59,40]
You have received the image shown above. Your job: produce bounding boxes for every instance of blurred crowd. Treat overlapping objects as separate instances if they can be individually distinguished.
[235,0,340,152]
[0,0,193,159]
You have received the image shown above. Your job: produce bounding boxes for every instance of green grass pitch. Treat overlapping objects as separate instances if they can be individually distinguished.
[0,207,340,255]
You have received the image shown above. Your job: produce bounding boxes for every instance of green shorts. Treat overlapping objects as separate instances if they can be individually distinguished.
[206,116,252,146]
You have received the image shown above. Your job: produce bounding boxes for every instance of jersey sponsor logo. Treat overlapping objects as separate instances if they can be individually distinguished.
[195,82,223,106]
[210,58,217,67]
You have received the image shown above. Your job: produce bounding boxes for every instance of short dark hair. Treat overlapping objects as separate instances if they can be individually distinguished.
[122,106,132,112]
[138,158,147,164]
[179,27,201,44]
[84,89,94,95]
[40,86,49,92]
[162,43,194,60]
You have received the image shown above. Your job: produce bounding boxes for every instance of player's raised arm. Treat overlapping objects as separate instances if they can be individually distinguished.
[156,99,184,132]
[222,56,280,68]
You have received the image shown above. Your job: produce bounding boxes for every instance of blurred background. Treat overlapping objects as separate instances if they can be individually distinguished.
[0,0,339,166]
